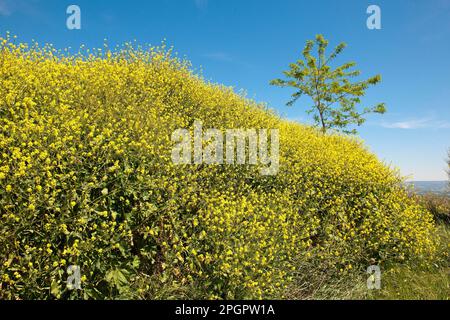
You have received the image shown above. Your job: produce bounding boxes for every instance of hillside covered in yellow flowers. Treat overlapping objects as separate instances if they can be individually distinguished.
[0,37,437,299]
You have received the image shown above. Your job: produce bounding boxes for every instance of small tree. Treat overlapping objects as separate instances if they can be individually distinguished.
[270,34,386,134]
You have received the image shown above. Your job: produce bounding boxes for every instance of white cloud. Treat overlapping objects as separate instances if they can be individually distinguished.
[202,52,233,62]
[381,117,450,129]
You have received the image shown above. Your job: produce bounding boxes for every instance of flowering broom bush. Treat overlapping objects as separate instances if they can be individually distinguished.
[0,35,437,299]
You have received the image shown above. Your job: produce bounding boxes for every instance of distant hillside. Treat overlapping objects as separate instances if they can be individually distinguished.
[406,181,449,195]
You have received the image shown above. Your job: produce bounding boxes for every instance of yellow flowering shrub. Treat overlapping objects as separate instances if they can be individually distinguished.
[0,35,436,299]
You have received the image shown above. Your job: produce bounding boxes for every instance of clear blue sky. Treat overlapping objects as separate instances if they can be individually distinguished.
[1,0,449,180]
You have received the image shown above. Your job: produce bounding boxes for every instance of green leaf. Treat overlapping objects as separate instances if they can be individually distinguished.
[105,268,128,289]
[50,280,61,298]
[132,256,140,269]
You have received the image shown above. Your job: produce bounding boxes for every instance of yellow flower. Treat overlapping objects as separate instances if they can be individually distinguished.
[0,35,437,300]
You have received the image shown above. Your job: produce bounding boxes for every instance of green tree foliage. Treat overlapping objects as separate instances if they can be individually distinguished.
[270,34,386,134]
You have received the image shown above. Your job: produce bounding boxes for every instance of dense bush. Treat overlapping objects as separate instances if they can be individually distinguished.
[0,36,437,299]
[419,194,450,225]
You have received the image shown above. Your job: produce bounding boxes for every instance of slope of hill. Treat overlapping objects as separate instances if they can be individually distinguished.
[0,37,438,299]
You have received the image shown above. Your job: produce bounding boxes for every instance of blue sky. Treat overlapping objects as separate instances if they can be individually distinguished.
[1,0,449,180]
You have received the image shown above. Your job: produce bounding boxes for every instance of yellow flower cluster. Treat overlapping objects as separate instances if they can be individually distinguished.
[0,34,436,299]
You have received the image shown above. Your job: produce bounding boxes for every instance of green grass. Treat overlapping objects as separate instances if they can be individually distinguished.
[368,224,449,300]
[287,223,449,300]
